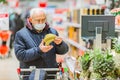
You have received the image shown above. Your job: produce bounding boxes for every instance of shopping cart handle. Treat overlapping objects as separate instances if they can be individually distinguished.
[20,68,60,72]
[17,68,21,74]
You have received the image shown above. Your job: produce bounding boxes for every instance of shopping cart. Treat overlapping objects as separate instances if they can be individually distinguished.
[17,65,70,80]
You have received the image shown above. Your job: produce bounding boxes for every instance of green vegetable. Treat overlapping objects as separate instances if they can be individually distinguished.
[113,38,120,54]
[79,49,119,79]
[0,0,7,4]
[93,53,115,77]
[81,52,91,71]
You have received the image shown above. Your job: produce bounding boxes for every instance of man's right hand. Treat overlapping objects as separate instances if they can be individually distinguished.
[39,40,53,53]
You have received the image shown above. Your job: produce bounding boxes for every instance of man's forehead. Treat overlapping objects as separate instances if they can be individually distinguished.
[32,12,46,18]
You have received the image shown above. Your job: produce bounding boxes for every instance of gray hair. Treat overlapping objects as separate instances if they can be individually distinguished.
[29,8,47,17]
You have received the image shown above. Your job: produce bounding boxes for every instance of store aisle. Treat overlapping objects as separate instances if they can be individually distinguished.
[0,49,19,80]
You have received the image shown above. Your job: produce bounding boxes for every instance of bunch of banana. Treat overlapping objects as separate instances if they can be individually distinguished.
[43,34,56,46]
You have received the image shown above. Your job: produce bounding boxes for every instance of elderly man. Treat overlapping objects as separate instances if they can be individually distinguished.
[14,8,69,80]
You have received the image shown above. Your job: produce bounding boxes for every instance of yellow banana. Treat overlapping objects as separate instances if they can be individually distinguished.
[45,38,55,46]
[43,34,56,45]
[44,34,56,42]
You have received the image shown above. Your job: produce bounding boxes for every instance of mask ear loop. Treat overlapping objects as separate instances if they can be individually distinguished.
[26,17,33,30]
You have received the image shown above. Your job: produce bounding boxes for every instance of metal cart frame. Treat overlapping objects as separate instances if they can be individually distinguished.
[17,67,64,80]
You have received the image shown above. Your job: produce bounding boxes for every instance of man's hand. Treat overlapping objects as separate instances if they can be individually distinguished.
[54,36,63,45]
[39,40,53,53]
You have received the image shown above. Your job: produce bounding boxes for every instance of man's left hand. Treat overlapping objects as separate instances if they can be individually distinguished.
[54,37,62,45]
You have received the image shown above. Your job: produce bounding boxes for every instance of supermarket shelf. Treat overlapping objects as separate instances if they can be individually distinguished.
[65,22,81,28]
[66,39,87,51]
[54,22,81,28]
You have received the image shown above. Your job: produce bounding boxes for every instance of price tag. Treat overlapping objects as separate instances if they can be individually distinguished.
[0,13,9,30]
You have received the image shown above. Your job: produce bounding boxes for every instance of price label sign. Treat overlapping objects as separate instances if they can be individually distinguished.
[0,13,9,30]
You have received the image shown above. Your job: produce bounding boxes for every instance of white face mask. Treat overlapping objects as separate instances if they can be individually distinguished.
[34,23,45,31]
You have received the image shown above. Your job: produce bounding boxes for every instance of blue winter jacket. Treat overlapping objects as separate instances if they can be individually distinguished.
[14,20,69,69]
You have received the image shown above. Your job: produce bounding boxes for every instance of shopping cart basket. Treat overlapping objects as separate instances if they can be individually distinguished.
[17,66,65,80]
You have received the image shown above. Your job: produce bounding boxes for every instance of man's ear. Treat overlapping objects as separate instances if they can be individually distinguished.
[29,17,32,22]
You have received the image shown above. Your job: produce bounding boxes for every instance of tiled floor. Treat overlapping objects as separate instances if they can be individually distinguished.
[0,49,19,80]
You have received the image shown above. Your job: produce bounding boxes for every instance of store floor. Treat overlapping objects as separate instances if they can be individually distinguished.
[0,49,67,80]
[0,49,19,80]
